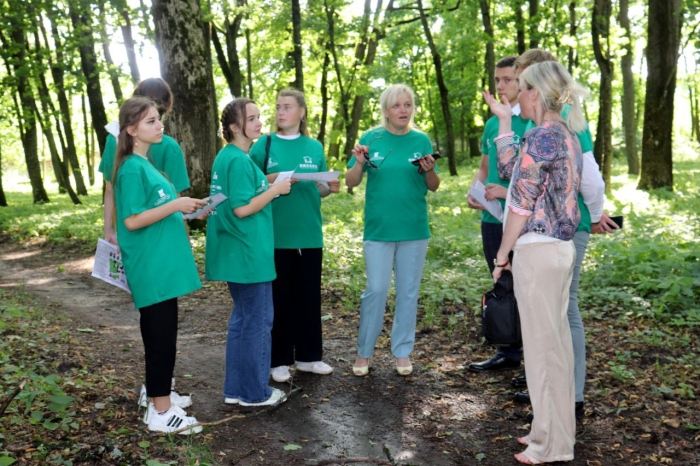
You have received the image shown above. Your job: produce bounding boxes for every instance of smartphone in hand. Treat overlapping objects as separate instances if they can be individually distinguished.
[411,152,442,166]
[609,215,623,229]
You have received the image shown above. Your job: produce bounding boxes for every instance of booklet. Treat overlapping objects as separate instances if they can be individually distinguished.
[92,238,131,293]
[184,193,228,220]
[469,180,504,222]
[291,171,341,183]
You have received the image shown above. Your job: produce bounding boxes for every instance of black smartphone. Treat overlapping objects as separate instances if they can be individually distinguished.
[609,215,623,229]
[411,152,442,166]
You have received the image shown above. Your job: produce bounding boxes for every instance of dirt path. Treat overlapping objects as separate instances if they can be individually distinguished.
[1,238,698,465]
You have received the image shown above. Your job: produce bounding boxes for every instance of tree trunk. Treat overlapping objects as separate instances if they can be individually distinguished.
[82,94,90,183]
[120,9,140,83]
[528,0,539,49]
[418,0,456,175]
[638,0,681,191]
[70,4,108,164]
[479,0,495,96]
[211,23,237,97]
[618,0,639,175]
[3,18,50,203]
[245,27,254,99]
[591,0,613,191]
[690,84,700,145]
[0,139,7,207]
[567,1,577,73]
[514,0,525,55]
[152,0,220,200]
[98,0,124,103]
[291,0,304,91]
[48,17,85,195]
[223,6,245,98]
[317,48,330,145]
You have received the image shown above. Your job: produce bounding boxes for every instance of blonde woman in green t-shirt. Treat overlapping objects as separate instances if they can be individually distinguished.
[346,84,440,377]
[205,98,292,407]
[113,97,207,434]
[250,89,340,384]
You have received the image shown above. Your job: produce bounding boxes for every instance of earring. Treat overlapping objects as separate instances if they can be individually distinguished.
[134,140,138,147]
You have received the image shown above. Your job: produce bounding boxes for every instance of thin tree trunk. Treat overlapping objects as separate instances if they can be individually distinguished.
[120,9,140,83]
[71,4,109,164]
[418,0,456,175]
[82,94,90,183]
[618,0,639,175]
[528,0,539,49]
[317,48,330,145]
[425,57,441,153]
[211,22,237,96]
[0,139,7,207]
[567,1,577,73]
[152,0,220,200]
[291,0,304,91]
[48,17,85,195]
[690,84,700,145]
[1,20,49,203]
[479,0,495,115]
[638,0,681,190]
[245,27,253,99]
[592,0,613,191]
[515,0,525,54]
[98,0,123,103]
[224,6,245,98]
[89,125,96,185]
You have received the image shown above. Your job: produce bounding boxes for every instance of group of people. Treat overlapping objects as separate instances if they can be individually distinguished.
[101,48,616,463]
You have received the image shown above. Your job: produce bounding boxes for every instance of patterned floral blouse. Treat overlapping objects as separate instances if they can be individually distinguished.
[495,120,583,241]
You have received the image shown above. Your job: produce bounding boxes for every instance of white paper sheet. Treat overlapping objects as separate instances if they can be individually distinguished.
[91,238,131,293]
[291,171,341,183]
[184,193,228,220]
[469,180,504,222]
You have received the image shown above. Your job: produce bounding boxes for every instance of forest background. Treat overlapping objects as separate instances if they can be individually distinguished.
[0,0,699,464]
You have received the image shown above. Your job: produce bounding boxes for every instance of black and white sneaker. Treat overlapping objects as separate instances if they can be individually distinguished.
[146,404,202,435]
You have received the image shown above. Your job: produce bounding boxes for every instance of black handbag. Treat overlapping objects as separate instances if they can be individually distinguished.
[481,269,522,346]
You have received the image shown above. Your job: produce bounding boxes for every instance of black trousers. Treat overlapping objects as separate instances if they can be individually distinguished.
[481,221,522,360]
[271,248,323,367]
[139,298,178,397]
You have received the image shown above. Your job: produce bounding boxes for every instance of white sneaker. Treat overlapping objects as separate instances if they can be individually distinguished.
[296,361,333,375]
[138,385,193,409]
[143,402,187,424]
[146,404,202,435]
[239,388,287,407]
[270,366,291,383]
[224,397,239,405]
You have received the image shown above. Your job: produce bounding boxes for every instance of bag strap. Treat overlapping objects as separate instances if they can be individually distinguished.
[495,269,514,293]
[263,134,272,175]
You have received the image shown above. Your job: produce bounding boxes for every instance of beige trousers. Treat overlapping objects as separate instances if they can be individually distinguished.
[513,239,576,463]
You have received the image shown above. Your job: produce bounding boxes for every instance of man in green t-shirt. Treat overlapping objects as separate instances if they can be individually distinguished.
[467,56,528,373]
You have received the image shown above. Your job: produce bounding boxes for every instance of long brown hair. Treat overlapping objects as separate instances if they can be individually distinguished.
[111,97,159,225]
[220,98,254,143]
[133,78,173,118]
[275,88,309,136]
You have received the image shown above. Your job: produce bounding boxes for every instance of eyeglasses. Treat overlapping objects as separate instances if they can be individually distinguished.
[363,136,393,170]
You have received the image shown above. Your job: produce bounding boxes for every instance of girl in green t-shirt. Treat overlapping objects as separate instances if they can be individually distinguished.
[113,97,207,435]
[249,89,339,384]
[100,78,190,249]
[346,84,440,377]
[205,98,292,407]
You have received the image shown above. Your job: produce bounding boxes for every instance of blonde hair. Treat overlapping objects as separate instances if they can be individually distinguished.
[519,61,589,133]
[379,84,416,130]
[514,49,557,74]
[276,88,309,136]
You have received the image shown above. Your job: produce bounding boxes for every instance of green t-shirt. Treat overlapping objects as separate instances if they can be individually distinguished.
[347,127,435,242]
[250,134,327,249]
[100,132,191,192]
[205,144,276,284]
[114,155,202,309]
[523,105,593,233]
[481,112,530,224]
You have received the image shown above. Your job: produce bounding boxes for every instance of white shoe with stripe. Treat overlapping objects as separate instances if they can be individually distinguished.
[146,404,202,435]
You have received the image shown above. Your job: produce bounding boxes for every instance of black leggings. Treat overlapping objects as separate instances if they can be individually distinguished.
[139,298,178,398]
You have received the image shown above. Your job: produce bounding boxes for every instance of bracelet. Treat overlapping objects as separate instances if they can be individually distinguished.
[493,258,509,268]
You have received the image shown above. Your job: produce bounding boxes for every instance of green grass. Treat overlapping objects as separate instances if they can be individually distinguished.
[1,155,698,324]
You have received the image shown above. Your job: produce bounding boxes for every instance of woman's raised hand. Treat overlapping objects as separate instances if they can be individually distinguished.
[175,197,208,215]
[482,91,512,120]
[351,144,369,165]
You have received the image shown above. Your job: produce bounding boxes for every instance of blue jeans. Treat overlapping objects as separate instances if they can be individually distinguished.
[224,282,274,404]
[569,231,589,402]
[357,239,429,358]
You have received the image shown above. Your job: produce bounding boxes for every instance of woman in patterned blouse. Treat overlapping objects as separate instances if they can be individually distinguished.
[484,61,587,465]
